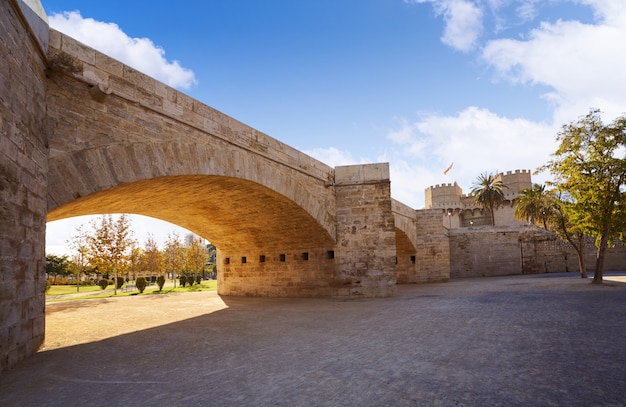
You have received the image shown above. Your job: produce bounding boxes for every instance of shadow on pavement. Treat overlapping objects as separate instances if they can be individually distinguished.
[1,273,625,406]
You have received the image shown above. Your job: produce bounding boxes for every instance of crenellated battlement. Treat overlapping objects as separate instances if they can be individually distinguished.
[425,169,532,209]
[425,182,462,208]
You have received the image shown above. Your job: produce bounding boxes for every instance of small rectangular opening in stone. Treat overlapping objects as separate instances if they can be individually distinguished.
[327,250,334,259]
[259,255,266,263]
[410,255,416,264]
[242,256,247,264]
[301,252,309,260]
[224,257,230,265]
[279,254,286,262]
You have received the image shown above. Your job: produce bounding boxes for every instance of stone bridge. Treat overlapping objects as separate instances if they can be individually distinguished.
[1,0,449,372]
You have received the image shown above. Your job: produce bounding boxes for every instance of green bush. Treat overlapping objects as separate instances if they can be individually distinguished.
[98,279,109,290]
[136,277,147,293]
[195,275,202,285]
[116,277,125,289]
[156,275,165,291]
[179,275,187,287]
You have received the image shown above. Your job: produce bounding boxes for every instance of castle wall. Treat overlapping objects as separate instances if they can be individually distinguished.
[497,169,532,198]
[449,226,626,278]
[0,0,49,372]
[426,169,532,228]
[425,182,462,209]
[413,209,450,282]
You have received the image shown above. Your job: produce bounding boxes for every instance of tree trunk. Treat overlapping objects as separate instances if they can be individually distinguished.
[575,238,587,279]
[593,231,611,284]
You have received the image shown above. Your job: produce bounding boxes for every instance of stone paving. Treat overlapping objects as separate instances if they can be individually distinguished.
[1,272,625,406]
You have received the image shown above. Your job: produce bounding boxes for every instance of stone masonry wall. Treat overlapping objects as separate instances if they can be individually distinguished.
[413,209,450,282]
[333,164,397,297]
[217,247,337,297]
[450,226,626,278]
[450,227,523,278]
[0,0,49,372]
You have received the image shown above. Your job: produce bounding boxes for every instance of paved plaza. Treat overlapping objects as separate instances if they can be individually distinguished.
[1,272,625,406]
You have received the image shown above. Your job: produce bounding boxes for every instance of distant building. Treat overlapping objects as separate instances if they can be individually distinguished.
[184,232,206,247]
[425,170,532,228]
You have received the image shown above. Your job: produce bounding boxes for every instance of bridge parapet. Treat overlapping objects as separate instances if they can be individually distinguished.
[47,29,334,184]
[45,29,337,241]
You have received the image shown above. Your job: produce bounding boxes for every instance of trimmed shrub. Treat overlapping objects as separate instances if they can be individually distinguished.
[136,277,147,293]
[195,275,202,285]
[116,277,125,289]
[98,279,109,290]
[156,275,165,291]
[179,275,187,287]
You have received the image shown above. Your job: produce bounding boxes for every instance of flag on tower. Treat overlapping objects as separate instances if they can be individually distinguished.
[443,162,453,175]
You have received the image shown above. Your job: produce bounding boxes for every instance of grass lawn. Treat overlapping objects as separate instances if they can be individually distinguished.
[46,280,218,301]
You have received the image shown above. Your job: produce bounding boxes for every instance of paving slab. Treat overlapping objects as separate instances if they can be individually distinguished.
[1,272,625,406]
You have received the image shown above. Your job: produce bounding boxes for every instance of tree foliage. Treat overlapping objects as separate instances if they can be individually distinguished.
[142,234,163,280]
[156,275,166,291]
[547,192,588,278]
[514,184,553,229]
[87,215,136,293]
[163,232,185,287]
[136,276,147,293]
[540,109,626,283]
[66,224,91,292]
[471,172,506,226]
[45,254,71,283]
[185,237,207,278]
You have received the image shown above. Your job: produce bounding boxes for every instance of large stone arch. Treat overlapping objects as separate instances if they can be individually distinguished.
[45,31,337,240]
[1,1,401,372]
[47,175,336,253]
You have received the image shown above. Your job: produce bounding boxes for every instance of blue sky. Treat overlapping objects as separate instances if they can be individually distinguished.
[42,0,626,255]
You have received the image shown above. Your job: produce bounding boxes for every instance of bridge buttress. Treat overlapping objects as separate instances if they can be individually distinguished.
[333,164,397,297]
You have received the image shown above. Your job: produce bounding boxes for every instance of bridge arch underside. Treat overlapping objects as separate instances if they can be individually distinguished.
[395,228,419,284]
[47,175,338,297]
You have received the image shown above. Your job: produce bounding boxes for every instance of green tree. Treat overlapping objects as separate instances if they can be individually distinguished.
[142,234,163,283]
[540,109,626,284]
[185,236,207,281]
[548,192,589,278]
[514,183,553,229]
[45,254,71,284]
[163,232,185,288]
[156,275,166,291]
[135,276,147,293]
[127,246,142,282]
[87,214,136,294]
[67,224,90,292]
[471,172,506,226]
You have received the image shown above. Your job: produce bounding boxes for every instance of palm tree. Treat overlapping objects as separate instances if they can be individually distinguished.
[514,183,553,229]
[471,172,506,226]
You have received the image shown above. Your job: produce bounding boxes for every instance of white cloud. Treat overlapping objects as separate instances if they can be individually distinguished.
[304,147,359,167]
[408,0,484,52]
[385,107,557,208]
[48,11,197,90]
[389,0,626,210]
[481,0,626,123]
